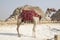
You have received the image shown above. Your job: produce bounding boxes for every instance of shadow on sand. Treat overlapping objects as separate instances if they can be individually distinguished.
[0,32,17,36]
[0,32,33,38]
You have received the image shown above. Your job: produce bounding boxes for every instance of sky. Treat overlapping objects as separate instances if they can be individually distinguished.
[0,0,60,19]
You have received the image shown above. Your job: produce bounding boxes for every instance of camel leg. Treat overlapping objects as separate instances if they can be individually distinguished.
[17,19,22,37]
[32,21,36,38]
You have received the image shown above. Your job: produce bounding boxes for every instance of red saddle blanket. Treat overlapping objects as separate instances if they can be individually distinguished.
[18,10,41,21]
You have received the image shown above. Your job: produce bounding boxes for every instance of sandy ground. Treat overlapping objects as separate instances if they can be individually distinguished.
[0,23,60,40]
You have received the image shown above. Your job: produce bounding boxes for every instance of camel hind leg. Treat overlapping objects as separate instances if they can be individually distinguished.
[17,19,22,37]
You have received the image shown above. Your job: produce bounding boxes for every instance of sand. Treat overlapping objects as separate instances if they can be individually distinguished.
[0,23,60,40]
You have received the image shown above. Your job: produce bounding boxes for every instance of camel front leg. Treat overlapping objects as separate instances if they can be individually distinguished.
[17,19,22,37]
[32,21,36,38]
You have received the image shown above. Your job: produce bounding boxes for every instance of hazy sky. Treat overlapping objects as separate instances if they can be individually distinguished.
[0,0,60,19]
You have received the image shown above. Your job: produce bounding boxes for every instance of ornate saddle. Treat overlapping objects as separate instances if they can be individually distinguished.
[18,9,41,22]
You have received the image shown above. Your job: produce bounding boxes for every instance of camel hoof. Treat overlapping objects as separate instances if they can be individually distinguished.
[32,35,36,38]
[18,35,21,37]
[18,34,21,37]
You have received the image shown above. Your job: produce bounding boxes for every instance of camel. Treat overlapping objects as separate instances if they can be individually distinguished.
[51,9,60,21]
[45,8,56,21]
[45,8,60,22]
[5,5,44,37]
[5,5,44,21]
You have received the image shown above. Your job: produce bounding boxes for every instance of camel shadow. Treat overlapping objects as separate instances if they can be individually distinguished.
[0,32,17,36]
[0,32,33,38]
